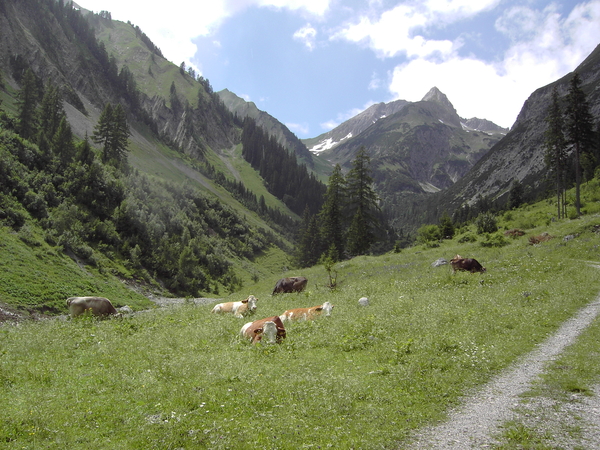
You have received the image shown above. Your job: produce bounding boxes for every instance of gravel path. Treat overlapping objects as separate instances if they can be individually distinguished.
[408,296,600,449]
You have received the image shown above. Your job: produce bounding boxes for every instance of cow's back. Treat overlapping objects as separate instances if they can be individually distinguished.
[67,296,118,317]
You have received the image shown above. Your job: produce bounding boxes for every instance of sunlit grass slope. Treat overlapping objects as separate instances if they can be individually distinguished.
[2,187,600,448]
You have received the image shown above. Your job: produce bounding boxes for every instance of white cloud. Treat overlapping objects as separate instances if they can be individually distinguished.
[286,122,310,135]
[321,102,376,131]
[75,0,332,73]
[332,0,500,59]
[293,24,318,50]
[387,0,600,128]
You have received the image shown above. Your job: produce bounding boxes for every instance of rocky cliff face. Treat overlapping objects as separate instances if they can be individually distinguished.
[439,43,600,212]
[217,88,314,166]
[0,1,238,160]
[313,88,506,202]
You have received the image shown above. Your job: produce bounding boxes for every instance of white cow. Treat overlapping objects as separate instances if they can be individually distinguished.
[279,301,334,322]
[211,295,258,318]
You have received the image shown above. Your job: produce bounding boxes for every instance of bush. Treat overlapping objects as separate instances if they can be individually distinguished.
[475,212,498,234]
[480,233,509,248]
[457,233,477,243]
[417,224,441,245]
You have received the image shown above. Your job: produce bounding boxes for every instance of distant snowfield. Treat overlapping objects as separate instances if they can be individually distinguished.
[309,132,353,154]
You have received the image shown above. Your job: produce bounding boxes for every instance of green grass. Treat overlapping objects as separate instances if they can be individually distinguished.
[0,225,153,313]
[2,206,600,448]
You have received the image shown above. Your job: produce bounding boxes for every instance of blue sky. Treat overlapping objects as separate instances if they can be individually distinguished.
[75,0,600,138]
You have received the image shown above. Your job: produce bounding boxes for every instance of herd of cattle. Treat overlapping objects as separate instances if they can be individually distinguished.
[66,258,486,343]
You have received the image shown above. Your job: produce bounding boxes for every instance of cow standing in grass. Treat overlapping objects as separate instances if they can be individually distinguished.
[272,277,308,295]
[67,296,119,318]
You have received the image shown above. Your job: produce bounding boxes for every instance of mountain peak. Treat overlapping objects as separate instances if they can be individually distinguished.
[422,87,454,109]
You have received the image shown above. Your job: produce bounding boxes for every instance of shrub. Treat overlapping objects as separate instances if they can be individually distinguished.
[417,224,441,245]
[457,233,477,243]
[480,232,510,248]
[475,212,498,234]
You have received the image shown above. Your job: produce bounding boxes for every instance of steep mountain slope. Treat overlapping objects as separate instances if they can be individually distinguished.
[317,88,507,198]
[217,89,311,162]
[0,0,311,301]
[436,43,600,215]
[302,98,410,154]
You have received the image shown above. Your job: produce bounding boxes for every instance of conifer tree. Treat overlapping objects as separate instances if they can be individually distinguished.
[544,87,567,218]
[38,83,64,143]
[53,117,76,169]
[16,69,38,140]
[92,103,130,168]
[296,206,321,267]
[565,72,595,216]
[318,164,346,261]
[345,147,379,255]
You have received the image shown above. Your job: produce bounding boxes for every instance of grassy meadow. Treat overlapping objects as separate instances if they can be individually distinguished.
[2,189,600,448]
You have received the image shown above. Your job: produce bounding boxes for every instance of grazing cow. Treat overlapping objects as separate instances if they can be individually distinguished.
[240,316,286,344]
[211,295,258,318]
[279,301,334,322]
[272,276,308,295]
[450,255,486,273]
[67,296,119,318]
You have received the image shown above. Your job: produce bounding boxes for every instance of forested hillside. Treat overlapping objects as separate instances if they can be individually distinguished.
[0,0,334,307]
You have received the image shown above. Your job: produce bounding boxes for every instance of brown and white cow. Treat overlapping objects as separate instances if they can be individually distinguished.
[450,255,486,273]
[240,315,286,344]
[67,296,119,318]
[279,301,334,322]
[211,295,258,318]
[272,276,308,295]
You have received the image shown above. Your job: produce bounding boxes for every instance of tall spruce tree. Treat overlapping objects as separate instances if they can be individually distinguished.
[318,164,346,261]
[345,146,380,255]
[296,206,321,267]
[544,87,567,219]
[565,72,595,216]
[92,103,130,168]
[16,69,38,141]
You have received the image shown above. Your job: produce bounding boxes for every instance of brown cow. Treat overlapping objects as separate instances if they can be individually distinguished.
[240,316,286,344]
[272,276,308,295]
[450,255,486,273]
[279,301,334,322]
[211,295,258,318]
[67,296,119,318]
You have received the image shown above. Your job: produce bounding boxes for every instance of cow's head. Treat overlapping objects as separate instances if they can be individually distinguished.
[450,254,463,263]
[244,295,258,312]
[321,301,334,316]
[252,321,278,344]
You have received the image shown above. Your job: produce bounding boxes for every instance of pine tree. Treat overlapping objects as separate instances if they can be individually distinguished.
[110,104,130,167]
[52,117,76,168]
[318,164,346,261]
[38,83,64,144]
[92,103,130,168]
[16,69,38,140]
[544,87,567,218]
[92,103,113,162]
[345,147,380,255]
[565,72,595,216]
[296,206,321,267]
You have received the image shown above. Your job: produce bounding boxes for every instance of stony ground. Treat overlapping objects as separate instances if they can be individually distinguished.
[407,297,600,449]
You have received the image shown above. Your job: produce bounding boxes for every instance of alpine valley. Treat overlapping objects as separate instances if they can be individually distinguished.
[1,0,600,304]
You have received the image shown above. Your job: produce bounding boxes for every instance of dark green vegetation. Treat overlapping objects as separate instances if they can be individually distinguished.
[2,184,600,448]
[0,0,338,301]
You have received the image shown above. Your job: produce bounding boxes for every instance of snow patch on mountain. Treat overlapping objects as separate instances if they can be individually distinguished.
[310,133,353,154]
